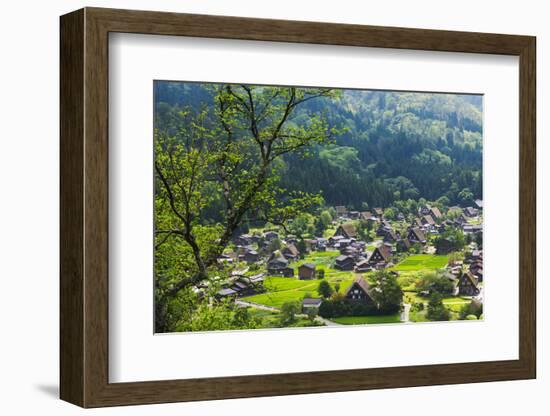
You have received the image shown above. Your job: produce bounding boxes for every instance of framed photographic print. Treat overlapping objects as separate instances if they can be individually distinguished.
[60,7,536,408]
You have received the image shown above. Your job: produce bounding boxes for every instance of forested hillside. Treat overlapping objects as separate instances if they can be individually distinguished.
[155,82,482,210]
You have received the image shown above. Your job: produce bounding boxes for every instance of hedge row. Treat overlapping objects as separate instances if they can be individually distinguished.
[318,299,400,318]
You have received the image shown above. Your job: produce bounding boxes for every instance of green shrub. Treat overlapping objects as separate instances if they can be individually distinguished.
[318,299,394,319]
[279,301,301,325]
[426,294,450,321]
[318,280,334,298]
[459,300,483,319]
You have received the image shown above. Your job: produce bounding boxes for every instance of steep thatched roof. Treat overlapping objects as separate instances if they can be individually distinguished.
[344,276,374,299]
[335,222,357,238]
[283,243,300,257]
[408,227,426,242]
[430,206,443,219]
[268,250,288,264]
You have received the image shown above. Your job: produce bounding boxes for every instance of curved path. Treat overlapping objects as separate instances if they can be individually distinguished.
[235,299,279,312]
[235,299,344,326]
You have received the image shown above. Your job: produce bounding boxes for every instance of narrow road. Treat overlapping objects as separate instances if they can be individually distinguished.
[294,314,343,326]
[315,316,343,326]
[235,300,279,312]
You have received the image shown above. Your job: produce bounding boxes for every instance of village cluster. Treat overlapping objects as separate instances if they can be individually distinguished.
[210,200,484,325]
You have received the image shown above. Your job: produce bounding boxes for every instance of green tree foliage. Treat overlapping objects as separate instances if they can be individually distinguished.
[416,271,455,295]
[318,299,392,319]
[448,251,465,264]
[275,91,482,208]
[385,177,420,201]
[296,239,307,259]
[426,294,451,321]
[370,270,403,313]
[459,300,483,320]
[288,213,315,237]
[314,209,333,235]
[280,301,301,325]
[306,308,317,322]
[231,308,258,328]
[154,84,340,331]
[475,231,483,249]
[319,210,333,228]
[266,237,282,254]
[156,84,483,210]
[458,188,474,205]
[356,220,373,242]
[382,207,396,220]
[153,82,483,331]
[434,228,466,254]
[411,302,424,312]
[318,280,334,299]
[174,301,261,332]
[436,195,450,208]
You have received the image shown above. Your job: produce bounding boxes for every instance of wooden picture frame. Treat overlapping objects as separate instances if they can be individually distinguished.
[60,7,536,408]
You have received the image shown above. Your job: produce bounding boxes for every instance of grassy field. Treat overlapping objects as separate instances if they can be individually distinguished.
[247,307,280,325]
[242,249,360,309]
[403,291,423,304]
[262,277,317,292]
[392,254,449,271]
[405,291,470,305]
[243,273,355,309]
[442,296,471,303]
[409,310,428,322]
[243,251,457,324]
[396,272,422,291]
[331,313,401,325]
[445,303,467,312]
[245,287,314,309]
[247,308,326,328]
[442,298,472,313]
[293,251,340,271]
[409,310,462,322]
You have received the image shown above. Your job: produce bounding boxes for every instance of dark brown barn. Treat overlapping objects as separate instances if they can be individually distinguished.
[335,255,355,271]
[298,263,316,280]
[383,230,399,243]
[344,276,375,304]
[354,259,372,273]
[436,237,454,254]
[397,238,411,252]
[407,227,427,244]
[267,250,290,275]
[368,244,392,266]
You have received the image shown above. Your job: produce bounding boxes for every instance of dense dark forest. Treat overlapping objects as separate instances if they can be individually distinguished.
[155,82,482,210]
